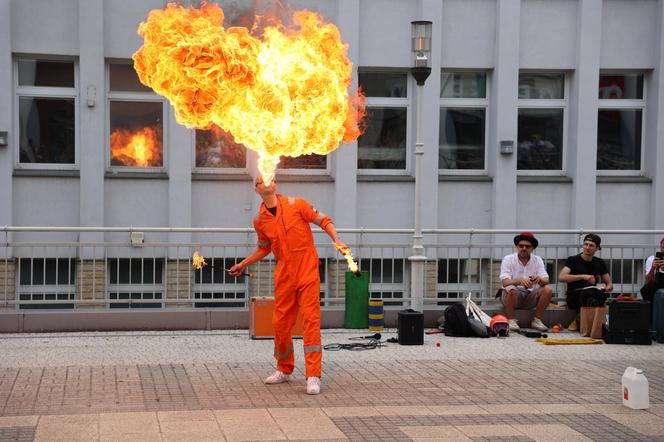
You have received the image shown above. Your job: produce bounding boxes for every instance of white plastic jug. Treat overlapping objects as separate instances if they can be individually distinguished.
[622,367,649,409]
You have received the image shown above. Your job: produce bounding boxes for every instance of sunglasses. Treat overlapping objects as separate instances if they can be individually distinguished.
[517,243,533,249]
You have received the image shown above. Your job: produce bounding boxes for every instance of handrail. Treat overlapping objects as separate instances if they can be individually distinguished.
[1,226,663,235]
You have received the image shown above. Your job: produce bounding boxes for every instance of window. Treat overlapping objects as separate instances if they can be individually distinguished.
[193,256,247,308]
[597,74,645,172]
[359,258,405,305]
[195,126,246,170]
[436,258,483,303]
[108,258,164,308]
[108,62,164,170]
[439,72,487,171]
[15,59,77,168]
[357,72,409,172]
[517,73,566,171]
[17,258,76,309]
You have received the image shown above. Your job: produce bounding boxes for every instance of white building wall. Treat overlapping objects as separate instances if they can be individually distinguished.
[2,0,664,251]
[519,0,577,69]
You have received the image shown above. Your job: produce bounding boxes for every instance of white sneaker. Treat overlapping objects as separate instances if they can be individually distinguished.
[264,370,290,384]
[508,319,520,331]
[531,317,548,332]
[306,377,321,395]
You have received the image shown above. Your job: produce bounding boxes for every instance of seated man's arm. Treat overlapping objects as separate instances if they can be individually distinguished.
[601,273,613,293]
[500,257,531,288]
[558,266,594,284]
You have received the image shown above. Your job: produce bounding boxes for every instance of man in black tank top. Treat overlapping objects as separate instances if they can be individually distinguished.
[559,233,613,310]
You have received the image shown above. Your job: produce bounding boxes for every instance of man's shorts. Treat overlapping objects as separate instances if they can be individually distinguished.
[501,285,541,309]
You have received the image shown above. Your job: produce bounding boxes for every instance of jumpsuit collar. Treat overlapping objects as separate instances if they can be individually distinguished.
[260,194,284,218]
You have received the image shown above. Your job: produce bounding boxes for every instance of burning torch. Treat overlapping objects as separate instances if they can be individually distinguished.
[334,244,361,277]
[192,251,254,278]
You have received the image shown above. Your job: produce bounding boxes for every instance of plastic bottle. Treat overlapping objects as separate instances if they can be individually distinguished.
[622,367,649,409]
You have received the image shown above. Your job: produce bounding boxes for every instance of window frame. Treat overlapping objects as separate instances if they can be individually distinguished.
[106,257,165,308]
[13,57,79,170]
[16,257,77,309]
[516,71,569,176]
[438,70,489,175]
[357,69,412,176]
[597,71,646,176]
[192,255,248,308]
[106,60,167,173]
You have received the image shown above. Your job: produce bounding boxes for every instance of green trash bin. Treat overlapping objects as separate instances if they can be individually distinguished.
[344,270,369,329]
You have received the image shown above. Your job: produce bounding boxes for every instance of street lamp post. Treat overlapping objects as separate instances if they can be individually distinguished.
[408,21,432,312]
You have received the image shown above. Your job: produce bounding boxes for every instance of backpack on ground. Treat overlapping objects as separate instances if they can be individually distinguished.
[442,303,474,337]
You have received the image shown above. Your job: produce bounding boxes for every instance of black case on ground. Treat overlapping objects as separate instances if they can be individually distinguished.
[603,300,652,345]
[398,309,424,345]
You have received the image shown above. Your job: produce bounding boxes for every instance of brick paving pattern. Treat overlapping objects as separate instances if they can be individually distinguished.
[1,331,664,440]
[2,359,663,416]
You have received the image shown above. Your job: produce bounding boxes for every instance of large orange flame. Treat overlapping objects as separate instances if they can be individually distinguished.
[110,126,163,167]
[132,2,365,184]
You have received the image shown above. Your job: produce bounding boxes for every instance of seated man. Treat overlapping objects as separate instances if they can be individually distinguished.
[640,236,664,303]
[559,233,613,311]
[500,232,552,331]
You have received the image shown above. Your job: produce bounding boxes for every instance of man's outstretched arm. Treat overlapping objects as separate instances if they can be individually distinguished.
[228,246,271,276]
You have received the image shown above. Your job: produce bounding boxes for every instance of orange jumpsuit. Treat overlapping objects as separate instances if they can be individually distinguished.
[253,194,332,378]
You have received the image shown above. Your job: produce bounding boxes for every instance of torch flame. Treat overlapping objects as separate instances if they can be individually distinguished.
[110,126,163,167]
[192,251,207,269]
[132,2,365,184]
[335,243,360,276]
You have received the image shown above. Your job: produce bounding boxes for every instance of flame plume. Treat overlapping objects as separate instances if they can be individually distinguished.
[110,126,163,167]
[192,251,207,269]
[133,2,365,184]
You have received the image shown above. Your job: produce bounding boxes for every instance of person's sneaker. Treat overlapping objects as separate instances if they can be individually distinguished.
[264,370,290,385]
[306,377,321,395]
[508,319,520,331]
[531,317,548,332]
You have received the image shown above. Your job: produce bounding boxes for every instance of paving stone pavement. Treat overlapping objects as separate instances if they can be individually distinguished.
[0,329,663,441]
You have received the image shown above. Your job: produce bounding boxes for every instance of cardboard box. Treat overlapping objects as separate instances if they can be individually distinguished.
[249,296,304,339]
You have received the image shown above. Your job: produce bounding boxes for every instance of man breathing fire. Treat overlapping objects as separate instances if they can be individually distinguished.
[229,177,348,395]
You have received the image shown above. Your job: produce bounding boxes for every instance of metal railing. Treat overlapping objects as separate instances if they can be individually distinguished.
[0,227,661,310]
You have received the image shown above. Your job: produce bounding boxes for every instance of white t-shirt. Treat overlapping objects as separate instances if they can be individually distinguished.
[500,252,549,291]
[645,255,664,276]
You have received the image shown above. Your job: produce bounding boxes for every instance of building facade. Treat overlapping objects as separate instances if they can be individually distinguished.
[0,0,663,316]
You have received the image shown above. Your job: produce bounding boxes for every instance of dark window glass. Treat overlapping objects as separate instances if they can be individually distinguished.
[278,154,326,169]
[358,72,407,98]
[599,74,643,99]
[195,126,246,168]
[608,259,636,284]
[19,258,75,286]
[517,108,564,170]
[109,292,162,309]
[439,108,485,169]
[597,110,642,170]
[19,97,75,164]
[194,257,246,284]
[358,107,407,169]
[437,259,480,284]
[440,72,486,98]
[109,63,152,92]
[109,101,163,167]
[19,259,32,285]
[18,60,75,87]
[360,259,403,284]
[518,73,564,99]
